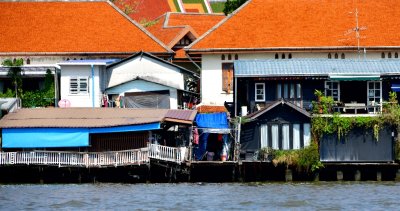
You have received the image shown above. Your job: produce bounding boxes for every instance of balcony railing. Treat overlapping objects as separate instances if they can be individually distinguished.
[147,143,186,164]
[0,148,149,167]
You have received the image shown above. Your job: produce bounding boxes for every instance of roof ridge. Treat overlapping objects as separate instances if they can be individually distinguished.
[185,0,251,50]
[168,12,225,16]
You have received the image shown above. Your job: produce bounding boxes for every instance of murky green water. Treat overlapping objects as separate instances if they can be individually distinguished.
[1,182,399,210]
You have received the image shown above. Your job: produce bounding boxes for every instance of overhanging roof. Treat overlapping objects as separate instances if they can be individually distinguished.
[234,59,400,78]
[247,100,311,120]
[0,108,197,128]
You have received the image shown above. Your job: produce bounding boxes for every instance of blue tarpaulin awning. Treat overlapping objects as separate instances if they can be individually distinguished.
[2,123,161,148]
[2,128,89,148]
[195,112,229,129]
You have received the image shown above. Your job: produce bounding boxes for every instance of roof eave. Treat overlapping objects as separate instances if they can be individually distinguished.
[186,46,400,54]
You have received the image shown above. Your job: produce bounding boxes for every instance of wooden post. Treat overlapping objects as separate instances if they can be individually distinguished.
[313,172,320,182]
[396,169,400,181]
[337,171,344,181]
[355,170,361,181]
[285,169,293,182]
[376,171,382,181]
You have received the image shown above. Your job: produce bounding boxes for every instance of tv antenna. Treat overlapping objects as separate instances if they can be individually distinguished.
[339,8,367,59]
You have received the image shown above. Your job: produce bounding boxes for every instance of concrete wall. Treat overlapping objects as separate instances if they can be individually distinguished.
[60,65,102,107]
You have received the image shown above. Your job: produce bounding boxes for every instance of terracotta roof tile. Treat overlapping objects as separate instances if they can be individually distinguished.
[0,2,170,54]
[189,0,400,51]
[0,108,196,128]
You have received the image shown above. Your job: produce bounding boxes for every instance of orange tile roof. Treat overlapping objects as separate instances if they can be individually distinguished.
[147,12,225,58]
[189,0,400,52]
[146,14,189,47]
[0,1,171,55]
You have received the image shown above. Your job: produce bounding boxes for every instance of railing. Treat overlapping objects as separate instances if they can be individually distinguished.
[0,148,149,168]
[148,143,186,164]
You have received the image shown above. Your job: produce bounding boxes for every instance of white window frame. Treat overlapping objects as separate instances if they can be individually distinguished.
[255,83,265,102]
[367,81,382,106]
[70,76,88,95]
[325,81,340,102]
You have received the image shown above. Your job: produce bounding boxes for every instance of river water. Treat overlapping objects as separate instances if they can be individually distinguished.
[1,182,399,210]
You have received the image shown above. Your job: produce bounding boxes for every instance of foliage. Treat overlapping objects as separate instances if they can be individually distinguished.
[312,89,334,114]
[271,143,323,173]
[1,58,24,98]
[0,89,15,98]
[258,147,275,161]
[20,69,55,108]
[141,18,159,27]
[223,0,248,15]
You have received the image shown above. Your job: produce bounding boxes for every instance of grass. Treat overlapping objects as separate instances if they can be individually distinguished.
[210,2,225,13]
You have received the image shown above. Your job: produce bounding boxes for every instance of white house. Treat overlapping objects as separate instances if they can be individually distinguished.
[58,52,199,109]
[105,52,199,109]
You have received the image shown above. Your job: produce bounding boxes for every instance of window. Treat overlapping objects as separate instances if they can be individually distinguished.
[26,58,30,64]
[382,52,385,59]
[388,52,392,59]
[328,53,332,59]
[271,124,279,149]
[260,124,268,148]
[70,77,88,94]
[255,83,265,102]
[334,53,338,59]
[234,54,239,60]
[288,53,292,59]
[222,63,234,93]
[368,81,381,105]
[282,124,290,150]
[293,124,301,149]
[228,54,232,60]
[325,81,340,101]
[277,82,302,106]
[303,123,311,147]
[341,53,345,59]
[396,52,399,58]
[275,53,279,59]
[281,53,285,59]
[221,54,225,60]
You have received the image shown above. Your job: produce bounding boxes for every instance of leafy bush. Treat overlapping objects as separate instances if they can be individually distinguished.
[271,142,323,173]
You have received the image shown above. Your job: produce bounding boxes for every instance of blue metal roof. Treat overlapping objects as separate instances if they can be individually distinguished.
[234,59,400,77]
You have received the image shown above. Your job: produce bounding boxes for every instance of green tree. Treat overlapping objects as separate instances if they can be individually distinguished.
[223,0,248,15]
[1,58,24,98]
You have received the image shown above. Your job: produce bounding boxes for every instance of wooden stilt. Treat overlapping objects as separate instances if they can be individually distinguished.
[337,171,343,181]
[285,169,293,182]
[355,170,361,181]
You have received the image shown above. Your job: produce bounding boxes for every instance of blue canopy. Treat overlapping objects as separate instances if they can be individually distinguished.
[195,112,229,129]
[391,84,400,92]
[2,123,160,148]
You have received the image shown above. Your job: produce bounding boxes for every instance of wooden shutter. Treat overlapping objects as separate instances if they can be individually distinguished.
[222,63,234,93]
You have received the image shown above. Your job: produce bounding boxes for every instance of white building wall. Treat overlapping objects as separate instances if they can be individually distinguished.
[60,65,102,107]
[201,51,393,105]
[106,80,178,109]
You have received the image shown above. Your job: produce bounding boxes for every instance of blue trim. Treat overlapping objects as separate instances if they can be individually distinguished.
[89,122,161,133]
[2,128,89,148]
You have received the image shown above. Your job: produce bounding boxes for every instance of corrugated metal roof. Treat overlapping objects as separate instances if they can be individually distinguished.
[234,59,400,77]
[165,109,197,122]
[0,108,196,128]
